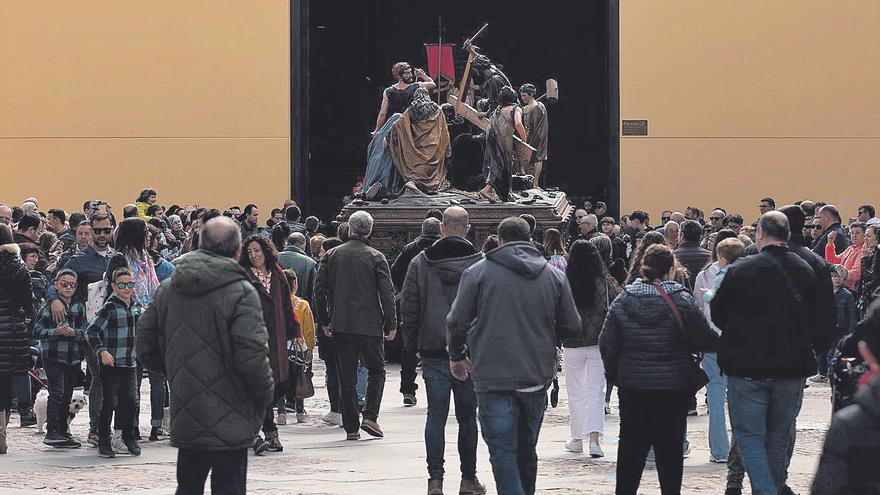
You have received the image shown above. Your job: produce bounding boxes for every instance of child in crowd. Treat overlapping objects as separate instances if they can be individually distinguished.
[34,269,86,448]
[282,269,316,424]
[832,264,859,337]
[86,267,142,458]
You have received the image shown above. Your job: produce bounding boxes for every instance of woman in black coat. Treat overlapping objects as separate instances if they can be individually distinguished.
[0,223,35,454]
[600,243,718,495]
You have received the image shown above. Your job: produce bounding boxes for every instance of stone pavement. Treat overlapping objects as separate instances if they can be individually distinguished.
[0,360,831,494]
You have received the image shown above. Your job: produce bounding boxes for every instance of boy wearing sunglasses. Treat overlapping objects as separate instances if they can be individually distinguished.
[87,267,142,458]
[34,269,86,448]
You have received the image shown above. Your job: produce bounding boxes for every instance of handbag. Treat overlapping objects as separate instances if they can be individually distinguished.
[653,282,710,394]
[288,340,315,399]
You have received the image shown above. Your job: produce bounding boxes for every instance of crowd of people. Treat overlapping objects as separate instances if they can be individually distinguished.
[1,190,879,494]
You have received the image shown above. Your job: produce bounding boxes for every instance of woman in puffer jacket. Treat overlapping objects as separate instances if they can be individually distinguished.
[0,223,35,454]
[562,240,620,458]
[600,243,718,495]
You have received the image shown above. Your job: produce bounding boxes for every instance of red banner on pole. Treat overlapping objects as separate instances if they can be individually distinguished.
[425,44,455,81]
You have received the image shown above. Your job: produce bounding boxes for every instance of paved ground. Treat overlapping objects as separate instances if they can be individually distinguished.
[0,360,831,494]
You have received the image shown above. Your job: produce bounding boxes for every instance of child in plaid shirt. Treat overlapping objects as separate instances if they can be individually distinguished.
[86,267,142,458]
[34,269,86,448]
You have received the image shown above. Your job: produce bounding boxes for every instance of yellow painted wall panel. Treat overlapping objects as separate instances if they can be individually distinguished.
[621,1,880,220]
[620,138,880,225]
[0,1,290,137]
[620,1,880,137]
[0,138,290,216]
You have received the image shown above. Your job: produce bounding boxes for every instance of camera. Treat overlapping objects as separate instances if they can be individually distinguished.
[93,200,106,206]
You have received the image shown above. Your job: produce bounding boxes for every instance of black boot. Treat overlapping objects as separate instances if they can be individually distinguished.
[19,406,36,428]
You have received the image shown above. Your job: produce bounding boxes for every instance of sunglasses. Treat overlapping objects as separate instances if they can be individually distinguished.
[115,282,135,289]
[58,281,77,289]
[810,225,823,230]
[661,217,671,223]
[92,228,113,234]
[710,216,722,221]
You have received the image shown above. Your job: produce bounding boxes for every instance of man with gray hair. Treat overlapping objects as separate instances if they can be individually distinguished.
[447,216,581,494]
[278,232,316,302]
[400,207,486,495]
[137,216,275,493]
[314,210,396,440]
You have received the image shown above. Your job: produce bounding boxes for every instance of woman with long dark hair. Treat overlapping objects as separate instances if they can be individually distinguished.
[543,228,567,272]
[115,218,160,307]
[600,244,718,494]
[240,235,300,454]
[0,223,35,453]
[135,188,157,219]
[563,240,620,457]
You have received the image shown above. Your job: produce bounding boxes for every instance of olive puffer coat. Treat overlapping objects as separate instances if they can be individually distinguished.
[136,250,274,451]
[0,244,34,376]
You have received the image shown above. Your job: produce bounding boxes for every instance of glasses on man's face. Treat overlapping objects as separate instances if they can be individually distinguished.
[661,217,671,223]
[92,228,112,235]
[58,281,77,289]
[116,282,135,289]
[710,216,722,221]
[811,225,823,230]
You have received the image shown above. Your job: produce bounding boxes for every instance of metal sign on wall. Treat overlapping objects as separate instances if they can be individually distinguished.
[622,120,648,136]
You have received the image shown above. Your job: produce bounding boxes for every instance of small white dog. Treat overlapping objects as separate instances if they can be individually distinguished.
[34,389,88,434]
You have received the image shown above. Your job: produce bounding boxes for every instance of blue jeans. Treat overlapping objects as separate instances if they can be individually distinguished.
[702,352,730,460]
[476,387,547,495]
[422,358,478,480]
[727,377,804,495]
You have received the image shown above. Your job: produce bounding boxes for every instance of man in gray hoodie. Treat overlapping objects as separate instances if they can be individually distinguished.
[401,207,486,495]
[447,216,581,495]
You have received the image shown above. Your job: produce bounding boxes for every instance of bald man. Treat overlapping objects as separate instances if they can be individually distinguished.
[278,231,316,302]
[400,206,486,493]
[0,204,12,224]
[137,215,275,493]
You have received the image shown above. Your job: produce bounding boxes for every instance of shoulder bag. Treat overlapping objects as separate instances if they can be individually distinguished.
[654,282,709,394]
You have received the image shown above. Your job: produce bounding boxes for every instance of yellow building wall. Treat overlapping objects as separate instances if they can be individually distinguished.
[0,1,290,215]
[620,1,880,224]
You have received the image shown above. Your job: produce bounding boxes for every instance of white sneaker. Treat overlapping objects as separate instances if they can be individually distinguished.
[276,413,287,425]
[564,438,583,453]
[589,441,604,458]
[322,411,342,426]
[111,431,126,453]
[808,374,828,383]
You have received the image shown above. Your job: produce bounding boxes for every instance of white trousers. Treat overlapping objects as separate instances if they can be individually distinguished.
[563,345,605,439]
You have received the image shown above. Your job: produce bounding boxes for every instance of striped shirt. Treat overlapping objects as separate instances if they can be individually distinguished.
[33,300,86,366]
[86,295,141,368]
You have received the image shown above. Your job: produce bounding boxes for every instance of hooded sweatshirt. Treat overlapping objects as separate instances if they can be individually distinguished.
[400,236,481,358]
[446,241,581,393]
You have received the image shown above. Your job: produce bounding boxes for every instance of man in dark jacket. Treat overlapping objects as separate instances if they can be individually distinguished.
[811,340,880,494]
[277,232,315,302]
[136,217,274,494]
[711,211,827,495]
[390,217,441,406]
[447,217,581,495]
[400,207,486,495]
[813,204,850,257]
[314,211,396,440]
[674,220,711,286]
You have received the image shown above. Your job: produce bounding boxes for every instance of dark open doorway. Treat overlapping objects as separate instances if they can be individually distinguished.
[292,0,619,220]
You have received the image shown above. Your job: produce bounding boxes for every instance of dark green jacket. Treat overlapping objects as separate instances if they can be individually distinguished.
[137,250,274,451]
